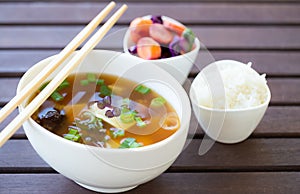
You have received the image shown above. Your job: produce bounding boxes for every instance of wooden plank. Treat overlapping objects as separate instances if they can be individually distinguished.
[0,77,300,105]
[1,139,300,170]
[255,106,300,136]
[0,50,58,75]
[174,138,300,170]
[5,0,300,2]
[0,2,300,24]
[1,50,300,76]
[0,78,17,103]
[0,108,25,137]
[2,106,300,138]
[0,172,299,194]
[0,140,47,169]
[268,78,300,105]
[189,106,300,138]
[0,26,300,49]
[192,51,300,76]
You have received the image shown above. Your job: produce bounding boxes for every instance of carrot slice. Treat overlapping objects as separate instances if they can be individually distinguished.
[137,37,161,60]
[129,17,153,43]
[163,19,186,36]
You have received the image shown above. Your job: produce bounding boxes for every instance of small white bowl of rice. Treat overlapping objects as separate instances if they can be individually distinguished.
[190,60,271,144]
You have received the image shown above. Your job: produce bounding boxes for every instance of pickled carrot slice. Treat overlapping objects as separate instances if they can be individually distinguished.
[129,17,153,43]
[163,19,186,36]
[137,37,161,60]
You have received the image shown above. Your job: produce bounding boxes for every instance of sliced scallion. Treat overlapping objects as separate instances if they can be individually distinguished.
[87,73,97,82]
[135,117,146,127]
[120,112,135,123]
[109,128,125,138]
[68,128,78,135]
[96,79,104,85]
[64,128,81,142]
[99,84,112,97]
[80,79,89,86]
[119,138,142,148]
[134,85,151,94]
[51,91,64,102]
[39,79,70,102]
[150,96,166,107]
[57,80,70,91]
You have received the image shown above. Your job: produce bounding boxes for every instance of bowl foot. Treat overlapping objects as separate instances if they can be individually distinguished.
[75,181,138,193]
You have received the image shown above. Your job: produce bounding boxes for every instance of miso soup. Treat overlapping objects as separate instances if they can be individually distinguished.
[31,73,180,148]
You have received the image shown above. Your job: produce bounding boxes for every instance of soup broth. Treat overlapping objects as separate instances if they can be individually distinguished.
[31,73,180,148]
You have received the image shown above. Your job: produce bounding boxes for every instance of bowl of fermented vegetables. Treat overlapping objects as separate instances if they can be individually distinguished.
[123,15,200,85]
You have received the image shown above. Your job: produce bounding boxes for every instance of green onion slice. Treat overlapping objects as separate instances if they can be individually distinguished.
[80,79,89,86]
[87,73,97,82]
[120,112,135,123]
[150,97,166,107]
[39,79,70,101]
[134,85,151,94]
[109,128,125,138]
[57,80,70,91]
[135,117,147,127]
[119,138,142,148]
[51,91,64,102]
[64,128,81,142]
[99,84,112,97]
[96,79,104,85]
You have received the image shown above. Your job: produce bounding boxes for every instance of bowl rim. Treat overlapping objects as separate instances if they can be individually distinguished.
[189,59,271,113]
[18,50,191,154]
[123,15,201,62]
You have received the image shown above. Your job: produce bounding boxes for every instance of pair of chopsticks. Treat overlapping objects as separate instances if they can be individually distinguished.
[0,2,128,147]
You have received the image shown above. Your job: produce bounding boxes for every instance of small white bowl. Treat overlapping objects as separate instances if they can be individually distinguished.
[18,50,191,193]
[123,15,200,85]
[189,60,271,144]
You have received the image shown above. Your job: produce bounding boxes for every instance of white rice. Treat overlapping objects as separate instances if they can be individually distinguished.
[195,61,269,109]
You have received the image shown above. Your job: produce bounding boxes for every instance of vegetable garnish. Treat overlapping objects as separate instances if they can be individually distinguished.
[57,80,70,91]
[64,128,81,142]
[134,85,151,94]
[39,79,70,102]
[119,137,142,148]
[87,73,97,82]
[80,79,89,86]
[182,28,195,52]
[51,91,64,102]
[150,96,166,107]
[109,128,125,138]
[96,79,104,85]
[80,73,105,86]
[135,117,146,127]
[120,109,136,123]
[99,84,112,97]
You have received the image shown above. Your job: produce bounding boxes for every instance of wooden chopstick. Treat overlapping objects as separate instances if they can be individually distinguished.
[0,4,128,147]
[0,2,116,125]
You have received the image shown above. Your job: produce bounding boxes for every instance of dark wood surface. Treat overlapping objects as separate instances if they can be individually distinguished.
[0,1,299,193]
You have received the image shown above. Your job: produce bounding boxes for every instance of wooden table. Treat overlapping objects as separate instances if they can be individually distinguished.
[0,0,300,193]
